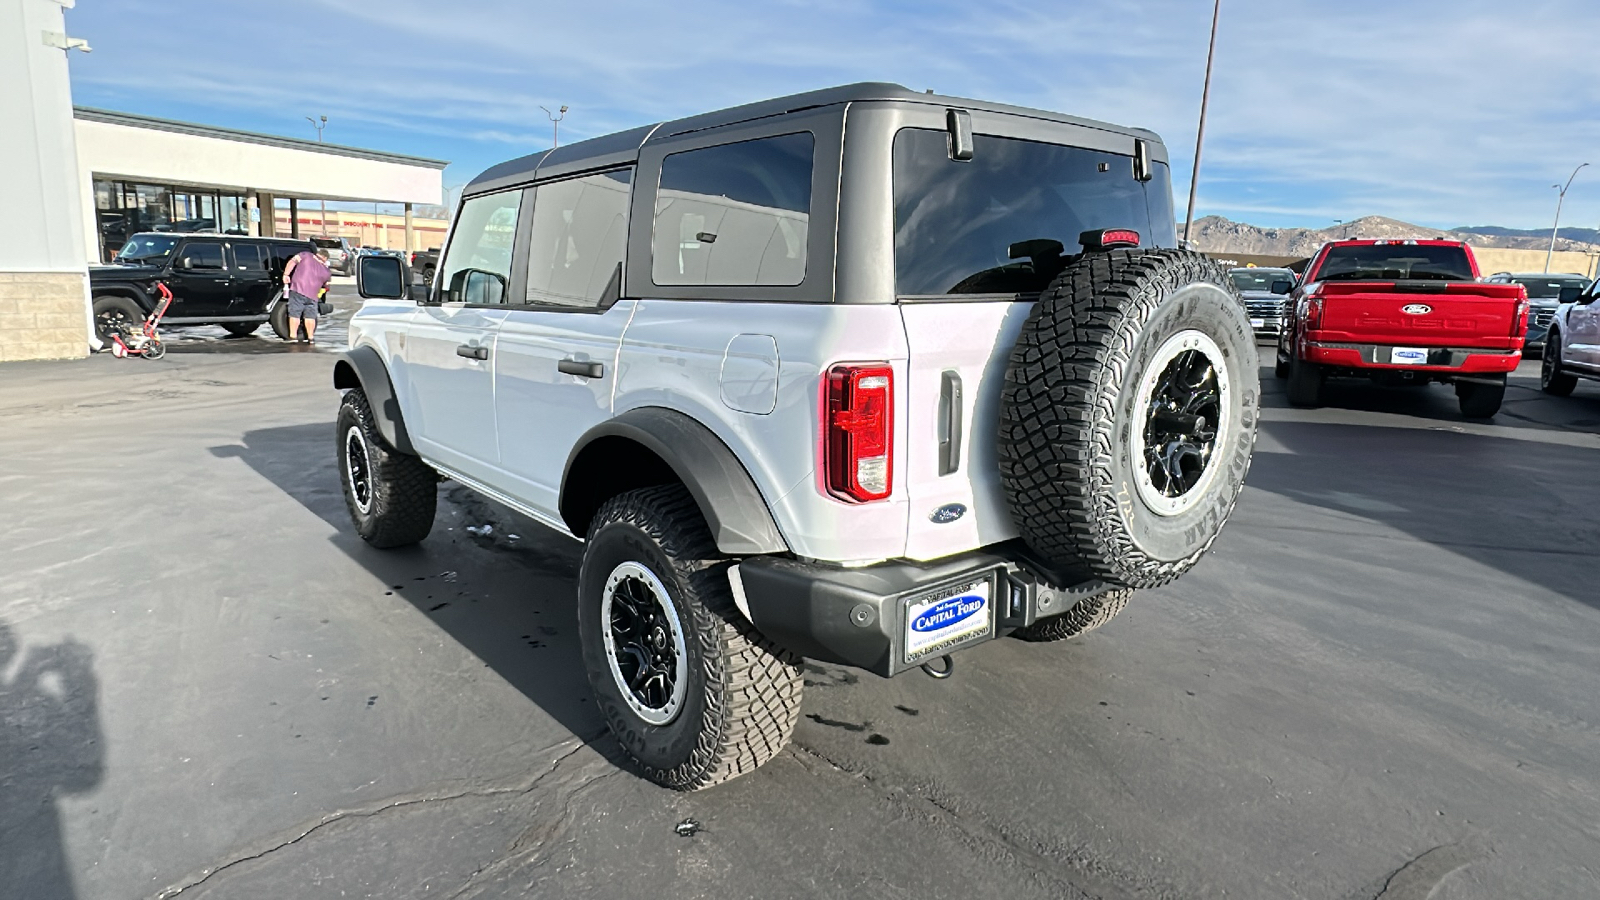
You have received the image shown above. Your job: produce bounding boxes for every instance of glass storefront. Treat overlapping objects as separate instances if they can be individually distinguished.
[92,179,250,261]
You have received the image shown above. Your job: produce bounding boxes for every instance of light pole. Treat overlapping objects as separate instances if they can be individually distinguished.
[306,115,328,235]
[540,105,568,149]
[1546,162,1588,273]
[1182,0,1222,247]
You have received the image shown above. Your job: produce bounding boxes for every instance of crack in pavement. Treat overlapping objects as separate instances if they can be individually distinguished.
[149,736,600,899]
[1371,843,1478,900]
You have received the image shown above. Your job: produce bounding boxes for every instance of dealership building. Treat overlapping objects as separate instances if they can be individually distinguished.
[2,0,447,362]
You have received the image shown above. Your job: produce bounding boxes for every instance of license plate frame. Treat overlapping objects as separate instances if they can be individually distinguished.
[902,574,996,664]
[1250,317,1265,329]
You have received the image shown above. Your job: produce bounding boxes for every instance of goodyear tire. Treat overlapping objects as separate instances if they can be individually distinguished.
[1541,332,1578,397]
[1011,588,1132,642]
[997,249,1258,590]
[578,485,802,791]
[336,388,437,548]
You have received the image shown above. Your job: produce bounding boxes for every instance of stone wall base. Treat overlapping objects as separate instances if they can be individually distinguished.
[0,272,90,362]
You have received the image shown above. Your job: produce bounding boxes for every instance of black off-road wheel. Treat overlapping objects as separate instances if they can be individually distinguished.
[1011,588,1133,642]
[1456,374,1506,419]
[1285,351,1323,407]
[92,295,143,345]
[997,249,1259,590]
[1541,333,1578,397]
[269,299,291,340]
[578,485,802,791]
[221,322,260,338]
[336,389,437,548]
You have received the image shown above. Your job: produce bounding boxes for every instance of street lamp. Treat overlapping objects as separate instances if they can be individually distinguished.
[306,115,329,236]
[540,105,569,149]
[1182,0,1222,247]
[1546,162,1588,273]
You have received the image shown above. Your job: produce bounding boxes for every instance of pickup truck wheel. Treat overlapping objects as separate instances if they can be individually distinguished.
[1456,374,1506,419]
[1273,350,1290,379]
[92,295,143,344]
[336,389,437,547]
[268,299,290,340]
[1285,352,1323,407]
[1541,335,1578,396]
[997,249,1259,590]
[1011,589,1131,642]
[221,322,260,338]
[578,485,802,791]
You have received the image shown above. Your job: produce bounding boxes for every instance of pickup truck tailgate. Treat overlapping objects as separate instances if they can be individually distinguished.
[1314,281,1525,347]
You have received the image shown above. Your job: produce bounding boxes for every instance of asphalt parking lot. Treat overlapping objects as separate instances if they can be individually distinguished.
[4,288,1599,900]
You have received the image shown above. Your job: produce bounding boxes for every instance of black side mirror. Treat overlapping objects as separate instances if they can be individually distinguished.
[1557,286,1583,304]
[357,254,408,300]
[1271,280,1293,295]
[448,268,508,305]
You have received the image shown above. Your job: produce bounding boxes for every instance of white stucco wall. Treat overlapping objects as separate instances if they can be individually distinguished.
[0,0,90,274]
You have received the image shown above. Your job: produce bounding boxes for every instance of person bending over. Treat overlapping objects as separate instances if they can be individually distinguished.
[282,246,332,343]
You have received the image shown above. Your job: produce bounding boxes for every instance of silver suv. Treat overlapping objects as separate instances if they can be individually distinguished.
[339,83,1259,790]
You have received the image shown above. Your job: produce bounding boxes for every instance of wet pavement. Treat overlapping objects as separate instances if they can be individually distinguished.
[2,309,1598,899]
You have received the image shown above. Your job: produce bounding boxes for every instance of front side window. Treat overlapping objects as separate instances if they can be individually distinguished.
[525,169,632,308]
[182,242,225,270]
[440,191,522,305]
[892,130,1175,296]
[652,132,813,287]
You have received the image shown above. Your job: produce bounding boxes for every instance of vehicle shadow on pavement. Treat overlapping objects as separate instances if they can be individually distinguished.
[209,423,611,749]
[0,620,105,900]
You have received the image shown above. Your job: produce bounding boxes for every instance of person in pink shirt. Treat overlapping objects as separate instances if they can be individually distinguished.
[281,247,332,343]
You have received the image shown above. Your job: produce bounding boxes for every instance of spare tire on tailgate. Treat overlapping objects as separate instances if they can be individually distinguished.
[997,249,1258,589]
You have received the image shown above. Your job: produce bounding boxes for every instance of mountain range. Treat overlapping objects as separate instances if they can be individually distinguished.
[1185,216,1600,257]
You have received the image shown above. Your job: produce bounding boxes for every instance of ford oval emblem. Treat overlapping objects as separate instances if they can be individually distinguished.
[1401,304,1432,315]
[930,503,967,524]
[911,594,986,633]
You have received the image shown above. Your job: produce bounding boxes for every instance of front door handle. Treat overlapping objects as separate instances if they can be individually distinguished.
[456,344,489,360]
[558,358,604,378]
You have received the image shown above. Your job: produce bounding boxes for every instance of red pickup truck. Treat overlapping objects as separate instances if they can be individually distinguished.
[1274,239,1529,418]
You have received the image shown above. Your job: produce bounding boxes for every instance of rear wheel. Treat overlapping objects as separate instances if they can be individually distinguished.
[578,485,802,790]
[336,389,437,547]
[92,295,143,345]
[1011,589,1132,642]
[1286,351,1323,407]
[1273,352,1290,379]
[269,299,290,340]
[1541,333,1578,396]
[221,322,260,338]
[1457,374,1506,419]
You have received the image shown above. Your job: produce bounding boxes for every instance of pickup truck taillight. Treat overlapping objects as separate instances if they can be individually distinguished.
[1512,298,1529,339]
[824,363,893,502]
[1304,292,1325,330]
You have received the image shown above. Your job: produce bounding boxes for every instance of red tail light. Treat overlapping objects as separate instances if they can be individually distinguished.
[824,363,893,502]
[1512,296,1529,339]
[1305,292,1325,330]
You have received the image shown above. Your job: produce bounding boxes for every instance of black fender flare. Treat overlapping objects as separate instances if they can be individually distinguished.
[332,345,416,455]
[561,408,788,555]
[93,283,157,315]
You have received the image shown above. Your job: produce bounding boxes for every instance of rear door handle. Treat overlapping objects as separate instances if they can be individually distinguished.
[558,358,604,378]
[456,344,489,360]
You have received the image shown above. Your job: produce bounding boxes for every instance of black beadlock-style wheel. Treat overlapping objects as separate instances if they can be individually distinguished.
[1011,588,1133,642]
[996,249,1259,590]
[336,389,437,548]
[578,485,802,791]
[1456,374,1506,419]
[92,295,143,345]
[1541,332,1578,397]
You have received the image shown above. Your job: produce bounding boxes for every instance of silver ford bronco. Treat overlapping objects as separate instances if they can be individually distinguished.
[337,83,1259,790]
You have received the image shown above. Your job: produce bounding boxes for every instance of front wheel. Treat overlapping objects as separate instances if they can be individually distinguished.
[92,295,143,345]
[1457,374,1506,419]
[1541,335,1578,396]
[578,485,802,791]
[336,389,437,547]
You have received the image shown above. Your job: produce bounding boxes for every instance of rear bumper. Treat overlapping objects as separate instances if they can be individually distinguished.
[1304,341,1521,373]
[733,549,1109,678]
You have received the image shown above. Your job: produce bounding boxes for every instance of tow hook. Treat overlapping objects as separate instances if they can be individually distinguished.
[920,655,955,680]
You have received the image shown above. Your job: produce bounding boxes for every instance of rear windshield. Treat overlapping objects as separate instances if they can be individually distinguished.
[1511,276,1589,299]
[1315,244,1474,282]
[310,238,343,250]
[1229,269,1295,292]
[892,129,1176,296]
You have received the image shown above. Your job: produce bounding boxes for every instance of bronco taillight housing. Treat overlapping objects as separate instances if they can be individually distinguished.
[824,363,893,502]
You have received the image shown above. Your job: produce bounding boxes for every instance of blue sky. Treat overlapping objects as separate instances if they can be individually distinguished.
[63,0,1600,230]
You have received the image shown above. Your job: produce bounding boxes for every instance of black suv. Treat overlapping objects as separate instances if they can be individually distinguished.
[90,233,317,342]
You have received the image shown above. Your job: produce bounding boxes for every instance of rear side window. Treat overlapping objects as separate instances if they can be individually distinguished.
[1315,245,1473,282]
[440,191,522,305]
[652,132,813,287]
[232,244,267,271]
[269,243,306,272]
[891,129,1175,296]
[524,169,632,308]
[182,242,225,270]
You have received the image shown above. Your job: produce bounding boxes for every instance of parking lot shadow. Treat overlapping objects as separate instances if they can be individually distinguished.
[210,423,607,748]
[0,620,104,900]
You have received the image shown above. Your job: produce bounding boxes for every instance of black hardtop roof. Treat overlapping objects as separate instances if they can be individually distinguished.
[122,232,313,244]
[465,82,1162,196]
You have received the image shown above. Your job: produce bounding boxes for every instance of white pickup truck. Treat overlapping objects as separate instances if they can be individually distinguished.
[337,83,1259,790]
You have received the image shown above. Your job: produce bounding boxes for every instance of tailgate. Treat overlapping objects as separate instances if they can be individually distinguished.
[1315,282,1524,347]
[898,301,1029,562]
